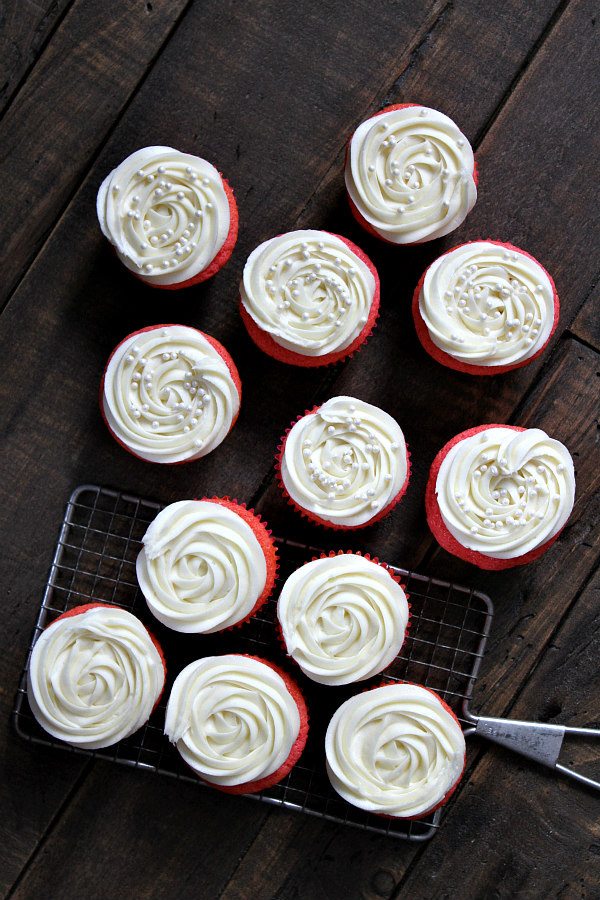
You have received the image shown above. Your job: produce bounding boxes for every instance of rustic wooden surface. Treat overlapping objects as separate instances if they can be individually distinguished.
[1,0,598,897]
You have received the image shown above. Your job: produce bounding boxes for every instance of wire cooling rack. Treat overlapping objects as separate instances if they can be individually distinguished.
[13,484,493,842]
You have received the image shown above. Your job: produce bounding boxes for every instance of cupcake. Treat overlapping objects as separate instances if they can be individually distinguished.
[413,240,559,374]
[27,604,166,749]
[277,552,409,686]
[277,396,410,529]
[325,682,465,818]
[345,103,477,245]
[239,230,379,366]
[426,424,576,570]
[97,146,238,288]
[164,654,308,794]
[137,498,277,633]
[101,324,241,464]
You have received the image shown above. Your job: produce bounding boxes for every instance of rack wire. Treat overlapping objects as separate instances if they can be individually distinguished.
[13,485,494,841]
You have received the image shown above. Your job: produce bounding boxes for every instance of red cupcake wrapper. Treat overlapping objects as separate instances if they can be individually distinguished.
[277,549,411,682]
[425,423,565,570]
[99,323,242,466]
[412,239,560,375]
[48,602,167,712]
[130,175,239,290]
[239,233,380,367]
[195,654,309,795]
[198,496,279,631]
[275,404,411,530]
[345,103,479,245]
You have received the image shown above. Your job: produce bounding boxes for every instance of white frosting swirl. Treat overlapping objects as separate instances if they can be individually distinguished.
[277,554,409,685]
[102,325,240,464]
[164,655,301,787]
[27,606,164,749]
[345,105,476,244]
[325,683,465,817]
[418,242,555,367]
[240,230,376,357]
[97,146,230,285]
[280,396,408,527]
[435,427,575,559]
[137,500,267,633]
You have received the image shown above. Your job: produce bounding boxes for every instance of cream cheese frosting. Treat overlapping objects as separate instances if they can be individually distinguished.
[27,606,164,749]
[97,146,230,286]
[137,500,267,633]
[345,105,476,244]
[435,426,575,559]
[418,242,555,366]
[280,396,408,527]
[277,554,409,685]
[325,683,465,817]
[240,230,376,357]
[102,325,240,464]
[164,655,301,787]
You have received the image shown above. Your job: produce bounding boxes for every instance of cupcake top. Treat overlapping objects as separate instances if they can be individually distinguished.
[240,230,376,358]
[325,683,465,817]
[277,554,409,685]
[345,104,476,244]
[27,606,164,749]
[102,325,240,464]
[280,396,408,527]
[417,242,556,368]
[164,655,301,787]
[435,426,575,559]
[97,146,230,286]
[137,500,267,633]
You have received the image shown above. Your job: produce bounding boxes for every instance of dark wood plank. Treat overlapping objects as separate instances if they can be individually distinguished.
[0,0,71,114]
[570,282,600,352]
[0,0,192,308]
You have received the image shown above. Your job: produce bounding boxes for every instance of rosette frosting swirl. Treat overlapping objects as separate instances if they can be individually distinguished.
[277,554,409,685]
[435,426,575,559]
[97,146,230,285]
[325,683,465,817]
[240,230,376,357]
[27,606,164,749]
[102,325,240,464]
[418,242,556,366]
[280,396,408,527]
[164,655,301,787]
[345,105,476,244]
[137,500,267,633]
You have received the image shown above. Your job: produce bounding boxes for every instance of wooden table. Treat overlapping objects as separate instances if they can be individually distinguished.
[1,1,598,897]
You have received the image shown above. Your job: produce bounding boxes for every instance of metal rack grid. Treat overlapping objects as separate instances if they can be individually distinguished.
[12,484,494,842]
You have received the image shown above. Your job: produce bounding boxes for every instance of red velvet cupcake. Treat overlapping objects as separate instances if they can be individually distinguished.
[137,497,278,633]
[345,103,477,245]
[101,324,241,464]
[426,424,576,570]
[277,396,410,529]
[239,229,379,366]
[164,654,308,794]
[97,146,238,288]
[413,240,559,374]
[27,603,166,749]
[325,681,465,818]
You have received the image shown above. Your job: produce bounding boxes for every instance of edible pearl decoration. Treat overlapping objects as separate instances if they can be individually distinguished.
[164,655,301,787]
[97,146,230,286]
[418,242,555,366]
[240,230,375,357]
[280,396,408,527]
[277,554,409,685]
[435,427,575,559]
[27,606,164,749]
[102,325,240,464]
[325,683,465,817]
[345,105,476,244]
